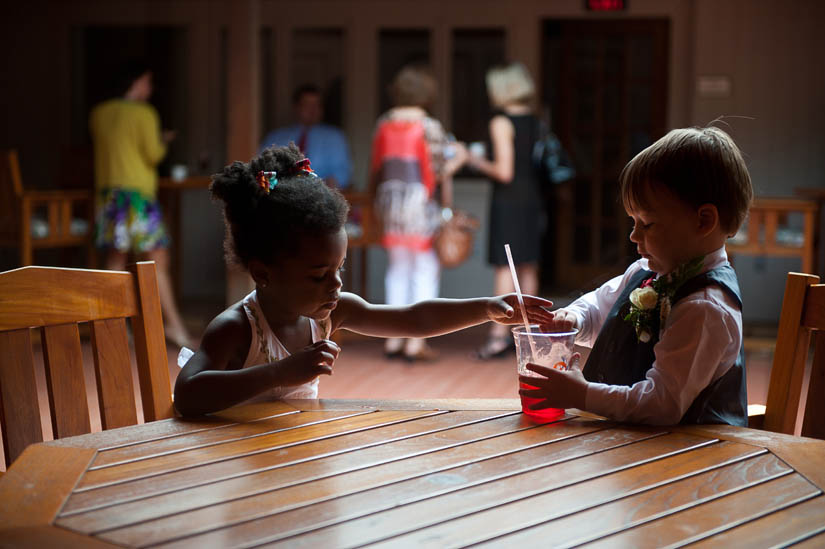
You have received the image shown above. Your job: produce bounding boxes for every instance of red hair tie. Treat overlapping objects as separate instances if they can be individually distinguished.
[290,158,317,177]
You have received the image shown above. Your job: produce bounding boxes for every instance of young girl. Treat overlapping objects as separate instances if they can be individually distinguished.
[174,145,553,417]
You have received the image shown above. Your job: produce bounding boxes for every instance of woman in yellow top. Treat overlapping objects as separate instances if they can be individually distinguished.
[89,62,194,348]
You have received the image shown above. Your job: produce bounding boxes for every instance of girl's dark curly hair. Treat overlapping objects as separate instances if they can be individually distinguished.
[210,144,350,268]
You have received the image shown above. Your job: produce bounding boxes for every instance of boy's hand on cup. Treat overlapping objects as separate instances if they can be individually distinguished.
[519,353,586,410]
[539,308,579,333]
[277,339,339,384]
[487,294,555,325]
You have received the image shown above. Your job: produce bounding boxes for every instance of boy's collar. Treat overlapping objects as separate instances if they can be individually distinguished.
[641,246,727,279]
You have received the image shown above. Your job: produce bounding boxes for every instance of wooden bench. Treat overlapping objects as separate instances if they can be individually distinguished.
[727,197,819,274]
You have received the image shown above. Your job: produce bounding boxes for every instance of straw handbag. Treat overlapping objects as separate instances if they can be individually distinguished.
[433,209,480,268]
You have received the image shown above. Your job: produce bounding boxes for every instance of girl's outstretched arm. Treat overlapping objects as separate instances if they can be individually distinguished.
[173,305,338,417]
[332,292,554,339]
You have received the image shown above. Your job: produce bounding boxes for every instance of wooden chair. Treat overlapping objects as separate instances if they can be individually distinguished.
[0,262,174,470]
[749,272,825,438]
[341,190,378,299]
[0,148,94,266]
[727,197,819,275]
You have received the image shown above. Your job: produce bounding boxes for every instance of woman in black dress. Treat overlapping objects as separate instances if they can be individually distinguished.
[467,62,546,359]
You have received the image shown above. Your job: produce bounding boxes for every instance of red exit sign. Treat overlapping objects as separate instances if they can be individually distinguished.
[586,0,626,10]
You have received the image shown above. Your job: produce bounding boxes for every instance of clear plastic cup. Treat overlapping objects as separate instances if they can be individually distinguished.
[512,325,578,421]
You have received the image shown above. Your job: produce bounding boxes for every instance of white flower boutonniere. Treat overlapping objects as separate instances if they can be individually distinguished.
[624,256,705,343]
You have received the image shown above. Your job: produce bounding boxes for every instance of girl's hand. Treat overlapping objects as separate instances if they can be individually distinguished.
[519,353,587,410]
[487,294,555,326]
[275,339,340,385]
[539,308,580,333]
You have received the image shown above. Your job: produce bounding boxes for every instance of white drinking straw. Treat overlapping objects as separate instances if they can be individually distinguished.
[505,244,537,357]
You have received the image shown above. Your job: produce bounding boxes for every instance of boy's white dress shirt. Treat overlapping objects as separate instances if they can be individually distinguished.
[563,246,743,425]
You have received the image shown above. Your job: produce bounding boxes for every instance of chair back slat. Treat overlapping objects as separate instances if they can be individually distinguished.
[802,331,825,438]
[0,329,44,466]
[799,284,825,438]
[801,284,825,329]
[90,319,138,430]
[0,261,173,470]
[764,272,822,436]
[41,324,91,438]
[130,262,173,422]
[0,266,138,330]
[0,150,22,237]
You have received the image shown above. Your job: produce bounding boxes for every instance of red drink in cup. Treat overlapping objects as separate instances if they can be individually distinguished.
[519,382,565,420]
[512,325,577,421]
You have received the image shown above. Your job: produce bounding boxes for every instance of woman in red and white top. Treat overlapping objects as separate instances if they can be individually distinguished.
[370,64,467,361]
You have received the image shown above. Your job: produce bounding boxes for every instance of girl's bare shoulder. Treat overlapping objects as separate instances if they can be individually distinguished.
[200,302,252,359]
[329,292,370,331]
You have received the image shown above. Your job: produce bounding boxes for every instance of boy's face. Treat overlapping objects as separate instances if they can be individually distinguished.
[268,227,347,321]
[627,184,703,275]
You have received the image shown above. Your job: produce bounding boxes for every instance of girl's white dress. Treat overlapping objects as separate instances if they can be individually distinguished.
[177,290,328,400]
[240,289,327,399]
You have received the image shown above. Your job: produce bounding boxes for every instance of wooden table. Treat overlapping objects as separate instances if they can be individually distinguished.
[2,400,824,547]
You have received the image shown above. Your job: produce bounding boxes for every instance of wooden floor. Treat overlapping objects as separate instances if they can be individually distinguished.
[324,325,780,402]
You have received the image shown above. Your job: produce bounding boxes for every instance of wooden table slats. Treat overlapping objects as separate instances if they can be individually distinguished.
[74,410,444,490]
[60,410,506,514]
[49,400,300,451]
[88,409,377,468]
[581,474,819,548]
[2,400,823,548]
[470,455,803,549]
[143,427,665,549]
[271,440,771,549]
[794,529,825,548]
[70,419,616,544]
[686,495,825,548]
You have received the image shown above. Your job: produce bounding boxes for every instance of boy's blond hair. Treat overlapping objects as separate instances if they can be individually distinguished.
[619,126,753,236]
[485,62,535,109]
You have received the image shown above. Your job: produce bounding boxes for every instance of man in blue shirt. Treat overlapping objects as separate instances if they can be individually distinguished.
[259,84,353,188]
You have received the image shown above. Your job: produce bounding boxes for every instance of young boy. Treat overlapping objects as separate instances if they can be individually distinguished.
[522,126,753,426]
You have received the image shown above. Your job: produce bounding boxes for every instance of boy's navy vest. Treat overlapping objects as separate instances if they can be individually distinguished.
[582,265,747,426]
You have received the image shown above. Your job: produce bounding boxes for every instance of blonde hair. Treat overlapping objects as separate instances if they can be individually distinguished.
[620,126,753,235]
[485,62,535,108]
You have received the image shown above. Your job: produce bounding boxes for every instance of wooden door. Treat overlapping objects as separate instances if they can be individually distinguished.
[377,29,431,115]
[541,19,669,292]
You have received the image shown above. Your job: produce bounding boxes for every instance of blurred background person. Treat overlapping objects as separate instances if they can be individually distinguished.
[89,60,195,349]
[259,84,352,189]
[467,62,545,360]
[370,64,467,362]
